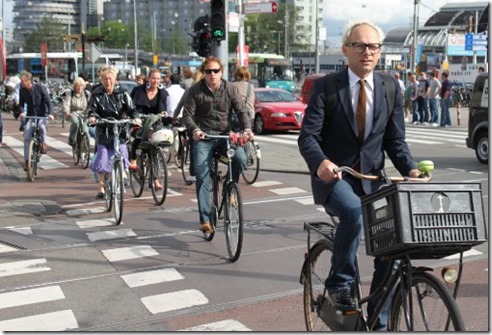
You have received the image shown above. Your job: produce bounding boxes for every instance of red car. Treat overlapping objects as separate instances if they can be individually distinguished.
[253,88,307,134]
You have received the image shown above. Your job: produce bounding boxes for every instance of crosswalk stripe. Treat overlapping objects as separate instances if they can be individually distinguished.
[0,258,50,277]
[86,228,137,242]
[121,268,184,288]
[67,207,107,217]
[0,244,18,253]
[3,136,68,169]
[5,226,32,235]
[0,286,65,309]
[0,309,78,331]
[180,319,252,331]
[76,218,117,229]
[251,180,283,187]
[444,248,483,259]
[101,245,158,262]
[141,289,208,314]
[269,187,308,195]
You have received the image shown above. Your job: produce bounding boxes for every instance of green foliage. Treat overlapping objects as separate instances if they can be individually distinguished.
[100,21,131,48]
[23,14,65,52]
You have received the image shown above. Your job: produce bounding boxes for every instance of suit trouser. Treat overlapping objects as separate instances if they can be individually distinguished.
[322,176,392,329]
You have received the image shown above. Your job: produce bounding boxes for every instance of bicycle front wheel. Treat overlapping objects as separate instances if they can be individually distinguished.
[181,142,193,185]
[72,137,80,165]
[241,141,260,185]
[113,160,125,225]
[27,140,38,182]
[303,239,335,331]
[224,182,244,262]
[104,174,112,212]
[80,133,91,169]
[151,148,168,206]
[389,271,465,331]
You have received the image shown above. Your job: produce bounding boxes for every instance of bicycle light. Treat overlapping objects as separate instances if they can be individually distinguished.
[227,148,235,158]
[441,267,458,284]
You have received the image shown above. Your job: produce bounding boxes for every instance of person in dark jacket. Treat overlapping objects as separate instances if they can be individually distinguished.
[18,71,54,171]
[87,66,139,199]
[181,56,254,234]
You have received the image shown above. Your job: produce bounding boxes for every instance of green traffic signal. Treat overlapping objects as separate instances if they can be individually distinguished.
[212,28,224,38]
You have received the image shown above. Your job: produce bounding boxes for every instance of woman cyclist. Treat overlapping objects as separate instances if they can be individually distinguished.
[87,66,140,199]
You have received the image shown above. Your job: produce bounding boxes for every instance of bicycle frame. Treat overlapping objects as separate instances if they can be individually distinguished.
[25,116,48,181]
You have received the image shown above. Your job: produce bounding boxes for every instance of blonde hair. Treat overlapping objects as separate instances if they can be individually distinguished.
[99,66,118,79]
[233,66,251,81]
[192,70,204,84]
[72,77,86,89]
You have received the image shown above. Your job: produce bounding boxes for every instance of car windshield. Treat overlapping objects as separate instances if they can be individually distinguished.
[257,90,298,103]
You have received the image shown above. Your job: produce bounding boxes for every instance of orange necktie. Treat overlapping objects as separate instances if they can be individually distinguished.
[356,79,366,144]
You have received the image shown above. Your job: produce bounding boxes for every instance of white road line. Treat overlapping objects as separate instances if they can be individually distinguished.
[180,319,252,331]
[141,289,208,314]
[76,218,118,229]
[269,187,308,195]
[0,258,50,277]
[5,226,32,235]
[0,244,18,253]
[0,286,65,309]
[67,207,107,217]
[251,180,283,187]
[295,197,314,205]
[444,248,483,260]
[101,245,158,262]
[405,138,444,144]
[86,228,137,242]
[3,136,68,169]
[0,310,78,331]
[121,268,184,288]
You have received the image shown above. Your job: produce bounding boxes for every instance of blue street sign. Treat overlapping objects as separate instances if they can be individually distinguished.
[465,33,473,51]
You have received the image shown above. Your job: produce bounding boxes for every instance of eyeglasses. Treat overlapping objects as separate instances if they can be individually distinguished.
[346,42,381,54]
[204,68,221,74]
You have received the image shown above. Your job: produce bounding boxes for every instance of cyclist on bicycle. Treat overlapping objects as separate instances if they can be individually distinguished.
[181,56,254,234]
[64,77,91,146]
[298,21,421,331]
[18,71,54,171]
[87,66,140,199]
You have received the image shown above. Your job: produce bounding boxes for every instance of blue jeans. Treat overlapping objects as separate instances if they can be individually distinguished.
[440,97,451,126]
[411,100,420,122]
[323,177,392,329]
[417,96,429,123]
[428,98,439,124]
[23,118,48,160]
[193,138,247,224]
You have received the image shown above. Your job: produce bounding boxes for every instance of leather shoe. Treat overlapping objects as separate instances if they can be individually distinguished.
[328,288,356,310]
[199,222,213,234]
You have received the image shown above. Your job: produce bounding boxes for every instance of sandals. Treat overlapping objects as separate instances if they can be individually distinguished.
[154,181,164,191]
[128,164,138,171]
[199,222,214,234]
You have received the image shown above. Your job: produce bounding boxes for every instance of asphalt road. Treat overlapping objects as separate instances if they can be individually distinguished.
[0,108,488,331]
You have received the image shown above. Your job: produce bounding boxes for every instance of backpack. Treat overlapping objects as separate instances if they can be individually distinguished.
[324,72,397,126]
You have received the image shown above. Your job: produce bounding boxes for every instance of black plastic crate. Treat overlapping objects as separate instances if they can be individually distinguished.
[361,183,487,259]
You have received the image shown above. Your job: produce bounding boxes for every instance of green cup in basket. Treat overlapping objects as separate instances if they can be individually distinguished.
[417,160,434,177]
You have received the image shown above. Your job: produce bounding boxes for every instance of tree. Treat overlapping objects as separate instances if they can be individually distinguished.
[23,14,65,52]
[100,21,131,48]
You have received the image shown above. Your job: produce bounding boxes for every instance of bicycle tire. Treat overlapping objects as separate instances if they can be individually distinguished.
[113,160,125,225]
[389,271,465,331]
[303,239,335,331]
[104,174,112,212]
[80,133,91,169]
[224,182,244,262]
[129,153,146,198]
[241,141,260,185]
[181,142,193,185]
[151,148,168,206]
[204,165,219,242]
[72,137,80,165]
[174,133,183,168]
[27,139,37,182]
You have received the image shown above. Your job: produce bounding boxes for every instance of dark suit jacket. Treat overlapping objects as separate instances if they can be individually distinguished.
[298,69,416,205]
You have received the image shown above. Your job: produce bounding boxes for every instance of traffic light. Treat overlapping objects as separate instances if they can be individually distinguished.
[210,0,225,41]
[197,29,212,57]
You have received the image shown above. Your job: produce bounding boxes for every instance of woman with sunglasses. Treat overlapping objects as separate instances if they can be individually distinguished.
[181,56,254,234]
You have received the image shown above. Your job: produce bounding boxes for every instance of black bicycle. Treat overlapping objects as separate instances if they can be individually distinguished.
[25,116,49,182]
[300,166,487,331]
[176,126,194,185]
[241,140,260,185]
[71,113,91,169]
[202,133,247,262]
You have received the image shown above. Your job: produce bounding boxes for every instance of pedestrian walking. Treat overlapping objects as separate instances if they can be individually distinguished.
[428,71,441,127]
[439,72,452,127]
[410,74,420,124]
[393,72,405,121]
[416,72,430,125]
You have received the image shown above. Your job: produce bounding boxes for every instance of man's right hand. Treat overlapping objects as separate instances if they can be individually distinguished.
[193,129,205,141]
[316,159,341,182]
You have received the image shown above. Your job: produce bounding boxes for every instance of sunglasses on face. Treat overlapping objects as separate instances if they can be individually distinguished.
[204,68,221,74]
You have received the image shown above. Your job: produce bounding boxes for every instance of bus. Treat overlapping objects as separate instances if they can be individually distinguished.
[6,52,121,82]
[229,53,295,92]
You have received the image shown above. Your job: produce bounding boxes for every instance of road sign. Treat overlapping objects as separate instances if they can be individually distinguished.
[465,33,473,51]
[243,1,278,14]
[64,34,80,42]
[89,43,103,63]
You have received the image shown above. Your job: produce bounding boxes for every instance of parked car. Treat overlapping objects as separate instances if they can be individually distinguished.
[466,72,489,164]
[117,80,138,94]
[299,73,325,104]
[253,88,307,134]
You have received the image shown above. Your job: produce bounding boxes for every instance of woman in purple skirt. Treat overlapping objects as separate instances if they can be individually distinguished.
[87,66,140,199]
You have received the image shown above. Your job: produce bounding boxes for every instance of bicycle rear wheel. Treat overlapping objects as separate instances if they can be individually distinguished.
[80,133,91,169]
[130,153,146,197]
[151,148,168,206]
[224,182,243,262]
[389,271,465,331]
[104,174,112,212]
[181,142,193,185]
[27,139,38,182]
[241,141,260,185]
[303,239,335,331]
[113,160,125,225]
[174,132,183,168]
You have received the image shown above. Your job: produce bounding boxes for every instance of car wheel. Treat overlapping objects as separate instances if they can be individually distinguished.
[475,131,488,164]
[254,115,266,134]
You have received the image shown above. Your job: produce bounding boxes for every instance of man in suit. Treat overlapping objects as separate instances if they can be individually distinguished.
[298,21,421,330]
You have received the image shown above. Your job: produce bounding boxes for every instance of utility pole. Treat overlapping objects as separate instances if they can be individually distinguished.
[314,1,319,73]
[133,0,138,75]
[411,0,419,73]
[237,0,245,66]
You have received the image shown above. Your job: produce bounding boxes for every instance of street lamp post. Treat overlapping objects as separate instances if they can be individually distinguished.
[133,0,138,74]
[124,43,129,72]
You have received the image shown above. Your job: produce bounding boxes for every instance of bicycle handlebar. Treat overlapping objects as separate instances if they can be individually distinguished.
[92,117,132,126]
[334,166,431,183]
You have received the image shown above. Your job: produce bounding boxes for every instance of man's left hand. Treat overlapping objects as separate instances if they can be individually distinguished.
[244,129,254,141]
[48,115,54,121]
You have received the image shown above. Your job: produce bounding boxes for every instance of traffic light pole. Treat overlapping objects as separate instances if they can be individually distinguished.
[211,0,228,79]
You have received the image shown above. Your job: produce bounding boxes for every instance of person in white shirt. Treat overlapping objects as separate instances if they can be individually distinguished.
[165,74,185,118]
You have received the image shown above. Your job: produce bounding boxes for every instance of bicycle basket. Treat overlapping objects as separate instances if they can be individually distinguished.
[361,183,487,259]
[148,127,173,146]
